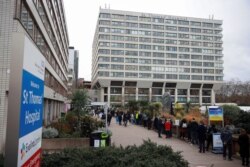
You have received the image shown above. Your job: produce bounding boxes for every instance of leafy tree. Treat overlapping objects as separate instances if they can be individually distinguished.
[149,102,162,118]
[71,89,89,116]
[126,101,139,113]
[185,100,191,113]
[139,101,150,113]
[71,89,89,130]
[222,105,241,124]
[234,110,250,133]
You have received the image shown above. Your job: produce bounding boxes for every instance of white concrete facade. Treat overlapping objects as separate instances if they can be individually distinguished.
[92,8,223,107]
[0,0,69,153]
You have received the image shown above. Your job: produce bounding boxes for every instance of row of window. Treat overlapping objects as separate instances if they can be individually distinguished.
[108,96,210,103]
[99,13,222,28]
[98,64,223,74]
[33,0,68,76]
[99,20,222,34]
[99,35,223,47]
[98,56,223,67]
[108,87,211,96]
[98,71,222,80]
[108,88,211,96]
[98,48,222,55]
[99,40,222,48]
[17,1,68,92]
[45,69,67,97]
[99,28,222,41]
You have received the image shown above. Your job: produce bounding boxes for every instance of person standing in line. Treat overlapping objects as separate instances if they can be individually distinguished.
[206,124,217,151]
[197,120,207,153]
[238,129,249,166]
[157,117,164,138]
[190,118,199,144]
[118,112,122,126]
[221,125,233,161]
[180,118,187,140]
[165,119,172,138]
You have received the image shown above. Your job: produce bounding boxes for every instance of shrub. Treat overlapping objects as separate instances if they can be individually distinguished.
[41,140,188,167]
[42,127,59,139]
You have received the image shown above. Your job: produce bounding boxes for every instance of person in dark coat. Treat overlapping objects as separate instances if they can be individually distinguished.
[221,125,233,160]
[153,117,159,130]
[238,129,249,166]
[197,120,207,153]
[190,118,198,144]
[157,117,164,138]
[206,124,218,151]
[107,113,112,126]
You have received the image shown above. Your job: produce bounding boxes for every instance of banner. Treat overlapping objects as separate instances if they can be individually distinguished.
[209,107,223,121]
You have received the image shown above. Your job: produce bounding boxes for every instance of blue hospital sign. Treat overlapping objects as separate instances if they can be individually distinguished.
[19,70,44,137]
[17,36,45,167]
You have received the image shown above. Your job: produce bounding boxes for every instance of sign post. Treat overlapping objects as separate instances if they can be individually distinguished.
[208,106,224,154]
[5,33,45,167]
[212,133,223,154]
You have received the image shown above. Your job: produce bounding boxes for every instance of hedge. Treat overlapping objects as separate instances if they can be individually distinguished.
[42,140,188,167]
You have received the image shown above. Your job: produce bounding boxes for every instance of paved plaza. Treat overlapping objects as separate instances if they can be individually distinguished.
[109,120,242,167]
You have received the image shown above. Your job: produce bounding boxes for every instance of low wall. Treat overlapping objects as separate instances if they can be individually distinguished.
[42,138,90,153]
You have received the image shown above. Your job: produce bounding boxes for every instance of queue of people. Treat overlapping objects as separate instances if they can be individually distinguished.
[96,108,249,166]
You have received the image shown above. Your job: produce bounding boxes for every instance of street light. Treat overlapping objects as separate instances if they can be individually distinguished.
[104,103,108,132]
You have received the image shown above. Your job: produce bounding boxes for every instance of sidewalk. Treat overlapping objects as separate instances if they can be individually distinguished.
[109,121,242,167]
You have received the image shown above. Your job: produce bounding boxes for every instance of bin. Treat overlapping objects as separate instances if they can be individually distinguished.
[90,131,110,147]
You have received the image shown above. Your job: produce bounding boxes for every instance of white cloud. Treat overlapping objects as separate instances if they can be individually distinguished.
[64,0,250,81]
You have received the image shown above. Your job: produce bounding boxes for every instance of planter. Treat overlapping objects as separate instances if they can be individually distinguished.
[42,138,89,154]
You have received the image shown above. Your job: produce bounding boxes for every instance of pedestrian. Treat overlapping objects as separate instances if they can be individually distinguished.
[190,118,198,144]
[238,128,249,166]
[206,124,217,151]
[107,113,112,126]
[135,112,139,125]
[123,112,129,127]
[157,117,164,138]
[180,118,187,140]
[165,119,172,138]
[118,112,122,125]
[197,120,207,153]
[153,117,158,130]
[221,125,233,161]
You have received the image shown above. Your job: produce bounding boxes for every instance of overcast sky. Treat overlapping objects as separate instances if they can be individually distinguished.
[64,0,250,81]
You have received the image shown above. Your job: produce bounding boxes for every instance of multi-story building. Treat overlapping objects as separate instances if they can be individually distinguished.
[68,46,79,94]
[0,0,69,153]
[92,8,223,107]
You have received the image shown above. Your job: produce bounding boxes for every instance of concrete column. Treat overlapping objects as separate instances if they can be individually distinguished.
[108,86,110,106]
[136,87,138,101]
[162,87,165,95]
[122,86,125,106]
[199,88,203,106]
[211,89,215,105]
[100,88,104,102]
[187,88,190,102]
[175,88,178,102]
[149,88,152,102]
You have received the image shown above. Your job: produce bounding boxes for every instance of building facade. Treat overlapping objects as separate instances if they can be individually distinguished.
[92,8,223,107]
[0,0,69,153]
[68,46,79,94]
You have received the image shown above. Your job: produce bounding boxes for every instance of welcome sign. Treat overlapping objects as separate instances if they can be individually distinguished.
[5,34,45,167]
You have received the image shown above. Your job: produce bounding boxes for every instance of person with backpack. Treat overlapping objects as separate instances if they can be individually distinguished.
[221,125,233,161]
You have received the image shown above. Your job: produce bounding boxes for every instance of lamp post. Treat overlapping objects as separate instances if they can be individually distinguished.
[104,103,108,132]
